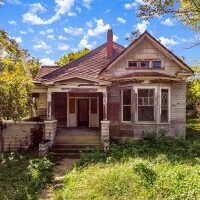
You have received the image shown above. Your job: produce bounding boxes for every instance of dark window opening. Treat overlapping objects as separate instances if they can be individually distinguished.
[91,98,97,114]
[141,61,150,68]
[128,61,138,68]
[138,89,155,122]
[122,89,131,121]
[69,98,75,113]
[161,89,169,122]
[152,61,161,69]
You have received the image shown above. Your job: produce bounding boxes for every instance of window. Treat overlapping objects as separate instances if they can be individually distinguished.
[91,98,97,114]
[161,89,169,122]
[138,89,155,122]
[141,61,150,68]
[122,89,131,122]
[152,61,161,69]
[128,61,138,68]
[69,98,75,113]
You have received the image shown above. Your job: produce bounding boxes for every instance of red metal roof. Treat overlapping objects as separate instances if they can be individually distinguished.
[38,42,125,81]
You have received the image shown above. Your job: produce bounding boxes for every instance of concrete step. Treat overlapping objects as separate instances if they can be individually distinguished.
[50,152,81,159]
[52,144,101,149]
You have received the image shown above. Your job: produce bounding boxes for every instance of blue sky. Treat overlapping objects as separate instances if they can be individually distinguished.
[0,0,199,66]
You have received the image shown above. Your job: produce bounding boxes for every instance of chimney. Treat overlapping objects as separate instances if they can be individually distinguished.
[107,29,113,58]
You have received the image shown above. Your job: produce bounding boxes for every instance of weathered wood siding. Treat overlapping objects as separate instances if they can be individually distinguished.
[108,82,187,138]
[38,93,47,119]
[109,38,181,77]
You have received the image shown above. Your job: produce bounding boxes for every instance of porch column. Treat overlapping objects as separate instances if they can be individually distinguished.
[47,92,52,120]
[103,91,108,120]
[101,89,110,152]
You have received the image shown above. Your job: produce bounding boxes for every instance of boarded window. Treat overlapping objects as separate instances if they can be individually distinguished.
[91,98,97,114]
[141,61,150,68]
[152,61,161,69]
[128,61,138,68]
[138,89,154,121]
[122,89,131,121]
[69,98,75,113]
[161,89,169,122]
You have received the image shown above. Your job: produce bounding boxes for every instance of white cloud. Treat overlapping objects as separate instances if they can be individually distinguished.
[64,26,84,36]
[29,3,46,13]
[58,44,70,51]
[82,0,92,9]
[58,35,68,41]
[79,18,109,49]
[40,58,55,65]
[117,17,126,24]
[46,29,54,34]
[159,36,178,46]
[161,18,175,26]
[113,34,119,42]
[124,0,145,9]
[23,0,75,25]
[33,41,51,50]
[28,28,34,33]
[135,20,149,34]
[12,36,22,43]
[6,0,21,5]
[8,20,17,25]
[47,35,55,40]
[39,31,46,35]
[19,31,26,35]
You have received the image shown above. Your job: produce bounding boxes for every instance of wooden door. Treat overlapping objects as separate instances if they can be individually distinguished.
[78,99,89,126]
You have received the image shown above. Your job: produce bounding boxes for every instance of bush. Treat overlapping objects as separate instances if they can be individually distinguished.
[0,152,53,200]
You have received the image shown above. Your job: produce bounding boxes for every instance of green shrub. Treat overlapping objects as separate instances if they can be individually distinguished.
[0,152,53,200]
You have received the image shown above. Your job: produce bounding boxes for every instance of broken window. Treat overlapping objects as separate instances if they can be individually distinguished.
[138,89,155,122]
[161,89,169,122]
[128,60,138,68]
[152,61,161,69]
[122,89,131,122]
[141,61,150,68]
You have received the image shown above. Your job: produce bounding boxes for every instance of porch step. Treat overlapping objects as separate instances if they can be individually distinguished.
[54,135,101,145]
[50,144,102,159]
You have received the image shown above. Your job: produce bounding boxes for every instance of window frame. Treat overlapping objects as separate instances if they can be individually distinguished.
[135,86,157,124]
[152,60,162,69]
[160,87,170,124]
[127,60,138,69]
[141,60,150,68]
[121,88,132,123]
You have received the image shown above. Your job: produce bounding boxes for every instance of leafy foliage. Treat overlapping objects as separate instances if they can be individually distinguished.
[54,121,200,199]
[0,152,53,200]
[187,62,200,116]
[55,48,89,66]
[138,0,200,32]
[0,29,40,121]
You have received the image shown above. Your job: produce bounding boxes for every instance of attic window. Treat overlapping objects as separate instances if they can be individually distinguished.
[152,61,161,69]
[141,61,150,68]
[128,61,138,68]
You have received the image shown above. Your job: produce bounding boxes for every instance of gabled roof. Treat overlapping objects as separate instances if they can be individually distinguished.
[39,42,125,82]
[100,31,193,75]
[35,65,59,81]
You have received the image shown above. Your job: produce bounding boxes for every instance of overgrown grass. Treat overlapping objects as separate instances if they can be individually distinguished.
[0,152,54,200]
[54,119,200,200]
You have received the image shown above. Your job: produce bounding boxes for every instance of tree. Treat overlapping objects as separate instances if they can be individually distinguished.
[56,48,89,66]
[186,61,200,117]
[138,0,200,32]
[0,29,40,151]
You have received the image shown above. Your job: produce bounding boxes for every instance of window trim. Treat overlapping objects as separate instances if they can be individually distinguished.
[127,60,138,69]
[151,60,162,69]
[121,89,132,123]
[160,87,171,124]
[135,86,157,124]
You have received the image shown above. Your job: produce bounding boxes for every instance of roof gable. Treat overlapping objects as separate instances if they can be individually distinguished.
[100,31,193,74]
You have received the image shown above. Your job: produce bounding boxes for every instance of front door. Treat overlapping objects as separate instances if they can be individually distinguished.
[78,99,89,127]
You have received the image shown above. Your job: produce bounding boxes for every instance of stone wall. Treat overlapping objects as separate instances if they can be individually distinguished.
[2,121,44,151]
